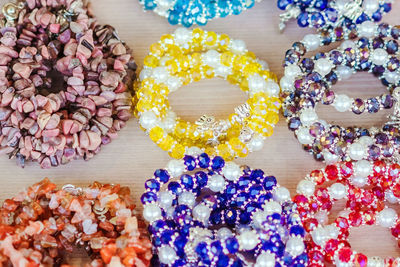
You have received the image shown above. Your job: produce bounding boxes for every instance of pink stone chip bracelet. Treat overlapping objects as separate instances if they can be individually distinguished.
[0,0,136,168]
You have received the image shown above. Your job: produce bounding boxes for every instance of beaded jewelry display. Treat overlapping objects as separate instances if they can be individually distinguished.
[139,0,263,27]
[294,160,400,266]
[0,178,152,266]
[281,22,400,163]
[0,0,136,168]
[142,152,308,266]
[277,0,393,32]
[136,28,281,161]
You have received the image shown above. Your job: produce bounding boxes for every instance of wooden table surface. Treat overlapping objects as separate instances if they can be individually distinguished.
[1,0,400,264]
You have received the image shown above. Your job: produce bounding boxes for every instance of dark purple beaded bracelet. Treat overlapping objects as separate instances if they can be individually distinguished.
[281,22,400,163]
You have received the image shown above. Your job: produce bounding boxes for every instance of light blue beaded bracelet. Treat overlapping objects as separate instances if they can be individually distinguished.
[141,152,308,266]
[139,0,263,27]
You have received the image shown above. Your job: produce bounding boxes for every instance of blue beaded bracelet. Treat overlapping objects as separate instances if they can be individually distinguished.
[139,0,263,27]
[141,152,308,266]
[277,0,393,32]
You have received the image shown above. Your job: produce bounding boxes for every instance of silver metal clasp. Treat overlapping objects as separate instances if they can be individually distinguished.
[279,6,301,32]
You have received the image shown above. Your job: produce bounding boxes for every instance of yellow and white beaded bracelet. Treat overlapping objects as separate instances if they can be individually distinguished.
[134,28,281,160]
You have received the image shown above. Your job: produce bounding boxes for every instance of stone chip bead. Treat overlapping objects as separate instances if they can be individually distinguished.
[135,28,281,161]
[0,178,152,266]
[282,22,400,163]
[142,153,308,266]
[294,160,400,266]
[0,0,137,168]
[139,0,264,27]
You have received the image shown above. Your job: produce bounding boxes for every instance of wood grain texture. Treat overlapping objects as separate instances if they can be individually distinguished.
[1,0,400,264]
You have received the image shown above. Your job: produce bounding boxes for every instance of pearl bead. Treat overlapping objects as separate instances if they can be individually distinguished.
[255,252,276,267]
[208,174,226,192]
[351,176,368,187]
[214,64,231,78]
[222,162,241,181]
[159,191,174,208]
[274,187,291,202]
[193,204,211,223]
[139,111,158,130]
[158,245,177,264]
[333,94,352,112]
[284,64,301,80]
[367,256,385,267]
[217,227,233,239]
[143,203,162,222]
[265,81,280,97]
[152,67,169,83]
[280,75,294,91]
[166,159,185,177]
[328,183,347,199]
[231,39,246,54]
[354,160,372,177]
[157,0,174,8]
[253,210,267,228]
[162,113,176,132]
[300,108,318,126]
[359,136,374,147]
[286,236,305,257]
[385,190,399,204]
[348,142,366,160]
[371,48,389,66]
[247,135,264,152]
[363,0,379,14]
[384,71,400,84]
[187,146,203,156]
[263,201,282,215]
[297,127,313,145]
[336,66,353,80]
[358,21,377,38]
[178,191,196,207]
[296,179,315,197]
[314,58,333,76]
[325,224,340,239]
[376,208,398,228]
[311,227,328,247]
[238,230,259,250]
[302,34,320,51]
[139,68,152,81]
[323,149,339,164]
[174,28,191,45]
[203,49,220,67]
[166,76,182,92]
[248,74,267,94]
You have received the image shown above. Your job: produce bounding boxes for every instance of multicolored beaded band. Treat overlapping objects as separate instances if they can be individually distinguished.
[282,22,400,163]
[139,0,263,27]
[135,28,281,161]
[142,152,308,266]
[0,178,152,266]
[277,0,393,32]
[0,0,136,168]
[293,160,400,266]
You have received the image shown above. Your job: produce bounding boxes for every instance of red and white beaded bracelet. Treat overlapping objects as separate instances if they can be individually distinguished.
[294,160,400,267]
